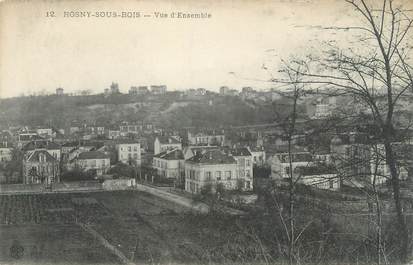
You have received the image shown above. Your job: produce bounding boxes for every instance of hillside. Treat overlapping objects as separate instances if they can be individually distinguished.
[0,94,297,129]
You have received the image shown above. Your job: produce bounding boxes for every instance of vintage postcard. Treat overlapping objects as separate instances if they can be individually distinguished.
[0,0,412,264]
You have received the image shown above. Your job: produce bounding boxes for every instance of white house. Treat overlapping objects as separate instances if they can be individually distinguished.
[228,147,254,190]
[0,143,12,163]
[295,165,340,190]
[187,131,225,146]
[152,149,185,183]
[184,150,238,194]
[270,147,313,181]
[71,151,110,176]
[116,140,141,166]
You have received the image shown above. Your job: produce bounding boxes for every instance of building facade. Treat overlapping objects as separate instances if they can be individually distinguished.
[116,140,141,166]
[152,149,185,183]
[187,131,225,146]
[229,148,254,190]
[23,150,60,184]
[71,151,110,176]
[154,136,182,155]
[270,150,313,180]
[185,150,238,194]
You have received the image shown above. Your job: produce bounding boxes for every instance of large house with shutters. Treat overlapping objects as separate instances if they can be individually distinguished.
[22,141,62,162]
[70,151,110,176]
[184,150,238,194]
[227,148,254,190]
[270,146,313,181]
[187,131,225,146]
[115,139,141,166]
[152,149,185,183]
[23,150,60,184]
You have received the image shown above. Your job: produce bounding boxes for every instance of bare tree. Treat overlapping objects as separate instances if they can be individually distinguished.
[273,0,412,261]
[268,64,315,264]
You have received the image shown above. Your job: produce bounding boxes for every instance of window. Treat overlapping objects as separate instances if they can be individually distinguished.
[134,146,138,151]
[285,167,290,175]
[205,171,212,181]
[246,159,251,167]
[102,160,106,166]
[225,171,231,180]
[91,160,96,167]
[134,153,138,159]
[128,146,131,151]
[215,171,221,180]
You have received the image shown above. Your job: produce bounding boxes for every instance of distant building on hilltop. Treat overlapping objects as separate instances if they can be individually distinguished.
[242,87,253,93]
[150,85,167,95]
[129,86,150,95]
[138,86,149,94]
[220,86,229,95]
[110,82,120,94]
[56,87,64,96]
[129,86,138,95]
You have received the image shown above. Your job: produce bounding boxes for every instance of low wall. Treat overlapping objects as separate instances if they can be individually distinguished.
[0,183,44,194]
[0,181,103,194]
[103,179,136,190]
[135,184,209,213]
[53,181,102,192]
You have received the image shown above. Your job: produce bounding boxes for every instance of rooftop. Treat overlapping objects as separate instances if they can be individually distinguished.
[187,150,236,165]
[229,147,252,157]
[295,164,337,176]
[22,141,61,151]
[154,149,184,160]
[77,151,109,160]
[26,150,57,163]
[115,139,140,145]
[156,136,181,145]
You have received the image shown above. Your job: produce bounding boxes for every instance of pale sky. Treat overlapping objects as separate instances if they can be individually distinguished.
[0,0,390,98]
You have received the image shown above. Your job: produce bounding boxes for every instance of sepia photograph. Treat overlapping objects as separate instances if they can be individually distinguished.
[0,0,412,264]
